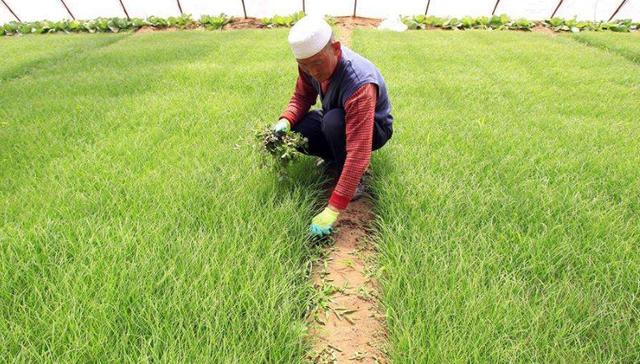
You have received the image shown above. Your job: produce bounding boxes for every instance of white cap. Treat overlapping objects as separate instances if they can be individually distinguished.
[288,15,332,59]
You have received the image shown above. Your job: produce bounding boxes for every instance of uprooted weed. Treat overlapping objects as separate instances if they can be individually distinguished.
[255,125,308,180]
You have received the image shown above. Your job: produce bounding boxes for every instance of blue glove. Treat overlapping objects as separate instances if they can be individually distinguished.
[310,207,340,236]
[273,119,291,135]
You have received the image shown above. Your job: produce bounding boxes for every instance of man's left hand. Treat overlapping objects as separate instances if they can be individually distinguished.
[310,206,340,236]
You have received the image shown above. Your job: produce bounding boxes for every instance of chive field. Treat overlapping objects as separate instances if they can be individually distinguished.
[2,29,639,362]
[356,30,640,362]
[1,30,324,361]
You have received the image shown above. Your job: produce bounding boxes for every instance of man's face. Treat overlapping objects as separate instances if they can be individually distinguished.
[296,41,340,82]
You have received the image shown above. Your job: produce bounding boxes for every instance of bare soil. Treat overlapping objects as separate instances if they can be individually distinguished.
[532,25,556,36]
[305,23,387,362]
[306,189,388,363]
[334,16,382,29]
[221,16,381,39]
[333,17,381,47]
[225,17,266,30]
[136,26,181,33]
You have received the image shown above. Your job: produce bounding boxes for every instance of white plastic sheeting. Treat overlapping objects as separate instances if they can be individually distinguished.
[555,0,620,21]
[245,0,299,18]
[356,0,425,19]
[305,0,353,17]
[616,0,640,19]
[180,0,245,19]
[4,0,68,22]
[64,0,125,19]
[124,0,181,18]
[1,0,638,22]
[0,5,15,24]
[498,0,558,20]
[428,0,496,17]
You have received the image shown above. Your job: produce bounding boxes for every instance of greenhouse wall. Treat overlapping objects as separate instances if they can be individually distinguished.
[0,0,638,23]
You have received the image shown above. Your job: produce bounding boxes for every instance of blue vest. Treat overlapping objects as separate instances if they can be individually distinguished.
[303,47,393,128]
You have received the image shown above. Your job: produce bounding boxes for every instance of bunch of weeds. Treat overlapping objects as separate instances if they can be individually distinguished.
[255,125,307,181]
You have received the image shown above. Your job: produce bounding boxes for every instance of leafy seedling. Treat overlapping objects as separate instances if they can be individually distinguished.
[200,14,232,30]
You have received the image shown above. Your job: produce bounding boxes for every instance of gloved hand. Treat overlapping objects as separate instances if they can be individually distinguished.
[310,207,340,236]
[272,118,291,135]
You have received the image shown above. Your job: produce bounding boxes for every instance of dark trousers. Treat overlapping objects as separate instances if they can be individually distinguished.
[292,109,392,169]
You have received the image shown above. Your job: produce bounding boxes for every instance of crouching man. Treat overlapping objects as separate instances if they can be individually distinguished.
[273,16,394,236]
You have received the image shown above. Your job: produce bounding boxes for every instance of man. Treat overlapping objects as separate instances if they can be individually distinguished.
[273,15,393,236]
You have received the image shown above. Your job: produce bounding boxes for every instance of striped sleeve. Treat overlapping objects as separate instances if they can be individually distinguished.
[279,67,318,126]
[329,83,377,210]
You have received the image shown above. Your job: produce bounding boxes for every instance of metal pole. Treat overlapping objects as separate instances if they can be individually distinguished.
[608,0,628,21]
[240,0,247,19]
[302,0,305,14]
[425,0,431,15]
[353,0,357,17]
[176,0,183,15]
[551,0,564,18]
[118,0,130,20]
[1,0,21,22]
[59,0,75,20]
[491,0,501,15]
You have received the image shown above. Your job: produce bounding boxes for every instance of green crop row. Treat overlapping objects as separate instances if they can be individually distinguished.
[0,13,232,36]
[403,14,639,32]
[2,13,637,36]
[259,13,339,28]
[259,11,305,28]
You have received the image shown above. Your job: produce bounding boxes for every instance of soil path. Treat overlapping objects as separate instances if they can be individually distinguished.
[307,23,387,361]
[306,193,388,363]
[334,17,381,47]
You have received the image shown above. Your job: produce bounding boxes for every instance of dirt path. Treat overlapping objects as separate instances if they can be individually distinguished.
[306,192,388,363]
[306,23,388,359]
[334,17,381,47]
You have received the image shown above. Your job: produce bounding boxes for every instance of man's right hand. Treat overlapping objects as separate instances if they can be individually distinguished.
[272,118,291,135]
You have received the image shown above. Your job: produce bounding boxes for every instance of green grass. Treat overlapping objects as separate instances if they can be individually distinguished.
[354,30,640,362]
[0,33,127,81]
[572,32,640,64]
[3,29,640,362]
[1,30,325,361]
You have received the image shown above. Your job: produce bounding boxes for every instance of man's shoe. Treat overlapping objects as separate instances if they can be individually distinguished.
[317,158,341,179]
[351,179,366,201]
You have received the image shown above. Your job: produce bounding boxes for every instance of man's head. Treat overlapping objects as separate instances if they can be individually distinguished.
[288,16,341,82]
